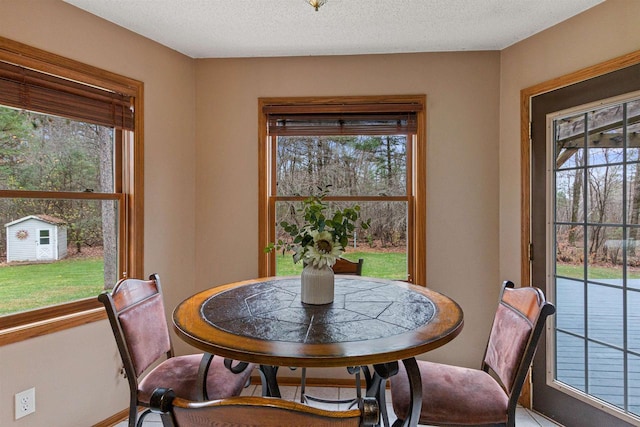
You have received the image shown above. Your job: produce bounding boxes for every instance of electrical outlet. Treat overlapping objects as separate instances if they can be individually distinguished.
[15,387,35,420]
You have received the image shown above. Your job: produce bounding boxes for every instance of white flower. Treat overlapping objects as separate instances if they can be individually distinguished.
[305,230,343,268]
[292,245,305,264]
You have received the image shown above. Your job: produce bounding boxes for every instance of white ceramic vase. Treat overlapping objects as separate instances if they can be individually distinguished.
[300,263,335,305]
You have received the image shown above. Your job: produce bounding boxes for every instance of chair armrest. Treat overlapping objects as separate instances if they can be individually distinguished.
[150,387,176,414]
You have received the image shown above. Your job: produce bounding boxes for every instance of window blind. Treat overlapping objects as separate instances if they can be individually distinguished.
[264,102,421,136]
[0,60,134,130]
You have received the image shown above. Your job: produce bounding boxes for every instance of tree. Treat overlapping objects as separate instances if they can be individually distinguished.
[0,108,32,189]
[0,107,118,286]
[274,134,408,248]
[94,125,117,287]
[0,107,31,258]
[587,154,622,263]
[569,150,584,247]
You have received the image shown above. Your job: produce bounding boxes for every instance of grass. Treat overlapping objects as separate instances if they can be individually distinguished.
[0,258,104,315]
[2,255,633,316]
[556,263,640,280]
[276,250,407,279]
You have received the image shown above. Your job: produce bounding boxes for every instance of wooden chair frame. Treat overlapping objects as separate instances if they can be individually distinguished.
[390,280,555,427]
[99,274,252,427]
[99,274,179,426]
[332,257,364,275]
[150,387,380,427]
[488,281,556,426]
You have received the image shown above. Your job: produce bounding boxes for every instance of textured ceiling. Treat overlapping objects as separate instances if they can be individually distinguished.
[63,0,604,58]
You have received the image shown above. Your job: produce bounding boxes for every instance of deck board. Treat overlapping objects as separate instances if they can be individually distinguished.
[554,278,640,416]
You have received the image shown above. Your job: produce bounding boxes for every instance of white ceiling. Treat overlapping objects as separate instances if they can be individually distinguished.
[63,0,604,59]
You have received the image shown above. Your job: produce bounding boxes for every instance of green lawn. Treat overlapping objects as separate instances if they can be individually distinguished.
[278,257,639,282]
[556,263,640,280]
[0,258,104,315]
[276,250,407,279]
[2,256,633,317]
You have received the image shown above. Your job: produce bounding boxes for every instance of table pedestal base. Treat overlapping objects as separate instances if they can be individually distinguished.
[258,365,281,398]
[257,358,422,427]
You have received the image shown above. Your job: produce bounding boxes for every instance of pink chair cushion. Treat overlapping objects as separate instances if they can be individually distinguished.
[119,293,171,376]
[485,303,532,394]
[138,354,253,404]
[390,360,509,425]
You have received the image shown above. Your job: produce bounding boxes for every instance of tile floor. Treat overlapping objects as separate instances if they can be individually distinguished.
[115,384,563,426]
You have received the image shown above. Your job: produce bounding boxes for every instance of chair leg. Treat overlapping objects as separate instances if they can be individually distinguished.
[377,378,390,427]
[258,365,281,397]
[300,367,307,403]
[196,353,214,400]
[348,366,362,399]
[136,408,151,427]
[128,400,138,427]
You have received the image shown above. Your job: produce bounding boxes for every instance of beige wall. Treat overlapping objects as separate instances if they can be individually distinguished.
[0,0,197,425]
[499,0,640,284]
[1,0,636,424]
[194,52,502,380]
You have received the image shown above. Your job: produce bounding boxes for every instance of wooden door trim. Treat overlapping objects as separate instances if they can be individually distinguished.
[520,49,640,288]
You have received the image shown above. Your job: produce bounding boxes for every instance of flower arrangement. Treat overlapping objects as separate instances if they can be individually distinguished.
[265,186,370,268]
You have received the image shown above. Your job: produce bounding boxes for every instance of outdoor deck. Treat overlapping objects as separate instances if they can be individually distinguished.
[555,278,639,417]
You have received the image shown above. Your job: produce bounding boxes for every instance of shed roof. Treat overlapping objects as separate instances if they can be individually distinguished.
[4,214,67,228]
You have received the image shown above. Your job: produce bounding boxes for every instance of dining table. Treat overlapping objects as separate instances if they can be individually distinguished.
[172,275,464,427]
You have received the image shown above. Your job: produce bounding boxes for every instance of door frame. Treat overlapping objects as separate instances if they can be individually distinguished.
[521,50,640,424]
[521,49,640,288]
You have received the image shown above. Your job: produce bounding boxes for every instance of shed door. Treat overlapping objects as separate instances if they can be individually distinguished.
[36,228,53,260]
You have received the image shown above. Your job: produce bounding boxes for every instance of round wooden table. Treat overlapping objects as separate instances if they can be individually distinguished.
[173,276,464,427]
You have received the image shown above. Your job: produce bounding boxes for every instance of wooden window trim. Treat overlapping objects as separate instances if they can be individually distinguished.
[0,37,144,345]
[258,95,426,285]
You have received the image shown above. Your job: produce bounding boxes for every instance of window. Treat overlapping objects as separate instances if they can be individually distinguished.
[0,37,143,343]
[38,230,50,245]
[258,96,426,284]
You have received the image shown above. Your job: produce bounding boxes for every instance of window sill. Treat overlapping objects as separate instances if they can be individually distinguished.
[0,308,106,346]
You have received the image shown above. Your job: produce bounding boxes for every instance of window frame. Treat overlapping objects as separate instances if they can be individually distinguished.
[0,37,144,345]
[258,95,426,285]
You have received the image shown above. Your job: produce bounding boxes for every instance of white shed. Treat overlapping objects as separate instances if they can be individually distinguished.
[5,215,68,262]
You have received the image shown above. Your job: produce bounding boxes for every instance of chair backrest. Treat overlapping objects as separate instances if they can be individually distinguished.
[98,274,173,382]
[482,281,555,402]
[150,387,380,427]
[332,258,364,275]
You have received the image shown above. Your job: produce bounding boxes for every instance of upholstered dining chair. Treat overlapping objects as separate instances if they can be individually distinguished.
[389,280,555,427]
[150,387,380,427]
[98,273,254,427]
[300,257,365,405]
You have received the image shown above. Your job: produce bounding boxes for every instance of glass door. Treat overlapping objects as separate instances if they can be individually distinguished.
[534,94,640,426]
[525,51,640,427]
